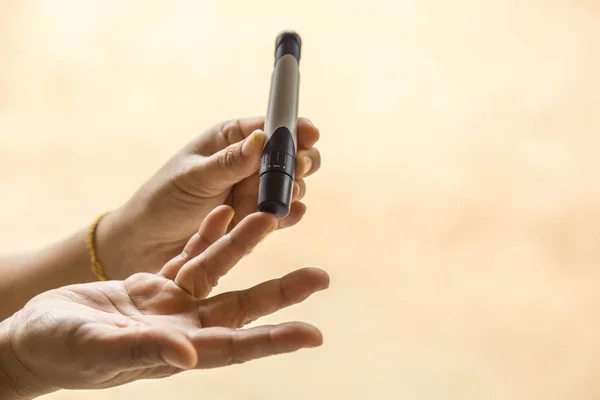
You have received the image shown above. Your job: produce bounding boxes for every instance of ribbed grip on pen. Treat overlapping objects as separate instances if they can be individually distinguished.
[257,126,296,218]
[260,151,295,177]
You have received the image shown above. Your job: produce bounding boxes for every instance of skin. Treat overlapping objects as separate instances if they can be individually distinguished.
[99,117,321,277]
[0,207,330,399]
[0,117,321,319]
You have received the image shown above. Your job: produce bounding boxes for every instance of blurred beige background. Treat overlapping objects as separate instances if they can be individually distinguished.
[1,0,600,399]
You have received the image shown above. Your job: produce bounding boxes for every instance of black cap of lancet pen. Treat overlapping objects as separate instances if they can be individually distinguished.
[257,31,301,218]
[275,31,301,64]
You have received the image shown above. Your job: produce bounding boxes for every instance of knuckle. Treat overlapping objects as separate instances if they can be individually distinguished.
[224,232,242,252]
[217,145,240,172]
[226,332,237,365]
[234,291,249,328]
[221,119,244,145]
[231,356,247,365]
[193,259,213,297]
[276,278,289,306]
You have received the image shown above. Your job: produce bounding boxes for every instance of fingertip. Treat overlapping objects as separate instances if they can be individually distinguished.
[255,129,267,141]
[291,201,307,217]
[265,212,279,232]
[307,327,324,347]
[215,204,234,212]
[292,181,301,200]
[252,129,267,150]
[161,342,197,370]
[182,339,199,368]
[258,210,279,227]
[211,204,235,219]
[273,322,324,350]
[295,151,311,178]
[299,117,319,134]
[242,129,266,158]
[276,201,306,229]
[157,331,198,369]
[298,118,320,148]
[241,211,278,233]
[198,205,235,237]
[222,205,236,223]
[300,267,331,290]
[292,201,307,222]
[300,117,314,127]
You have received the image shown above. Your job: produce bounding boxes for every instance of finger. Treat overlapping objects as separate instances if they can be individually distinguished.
[192,117,264,156]
[290,181,302,202]
[292,180,306,202]
[228,177,303,232]
[102,326,197,371]
[199,267,330,328]
[175,212,278,298]
[277,201,306,230]
[189,322,323,368]
[160,206,235,280]
[195,117,320,156]
[183,206,235,260]
[194,130,266,195]
[229,172,260,229]
[297,118,320,149]
[295,147,321,178]
[230,179,303,235]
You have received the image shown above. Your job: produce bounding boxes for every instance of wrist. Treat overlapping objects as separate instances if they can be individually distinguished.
[0,317,50,400]
[94,206,138,280]
[0,231,98,320]
[94,207,125,280]
[94,200,181,279]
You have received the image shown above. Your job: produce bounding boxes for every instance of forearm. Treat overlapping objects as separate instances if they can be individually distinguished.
[0,228,97,320]
[0,317,52,399]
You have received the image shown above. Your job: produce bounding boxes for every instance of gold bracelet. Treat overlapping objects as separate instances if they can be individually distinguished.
[85,211,111,281]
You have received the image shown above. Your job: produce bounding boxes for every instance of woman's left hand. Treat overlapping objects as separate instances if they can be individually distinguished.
[0,209,328,399]
[97,117,321,279]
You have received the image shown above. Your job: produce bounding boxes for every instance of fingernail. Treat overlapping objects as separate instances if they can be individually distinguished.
[303,118,314,126]
[161,347,191,370]
[303,156,313,175]
[241,130,264,157]
[293,182,301,198]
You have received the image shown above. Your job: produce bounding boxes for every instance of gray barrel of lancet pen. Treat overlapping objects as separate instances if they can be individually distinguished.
[257,31,301,218]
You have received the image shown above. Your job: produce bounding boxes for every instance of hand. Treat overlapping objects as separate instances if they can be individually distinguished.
[98,117,321,279]
[0,208,329,398]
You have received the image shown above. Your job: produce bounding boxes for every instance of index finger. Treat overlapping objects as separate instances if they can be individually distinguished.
[193,117,319,156]
[174,212,278,299]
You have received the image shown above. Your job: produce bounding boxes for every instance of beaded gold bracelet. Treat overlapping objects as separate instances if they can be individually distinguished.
[85,211,110,281]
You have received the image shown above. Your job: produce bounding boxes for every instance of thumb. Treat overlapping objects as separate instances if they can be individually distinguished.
[108,327,197,371]
[201,129,266,188]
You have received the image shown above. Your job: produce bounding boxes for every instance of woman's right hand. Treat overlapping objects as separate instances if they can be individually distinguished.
[0,207,329,399]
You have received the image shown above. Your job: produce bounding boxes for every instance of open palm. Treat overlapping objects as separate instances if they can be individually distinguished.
[5,206,328,394]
